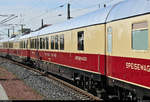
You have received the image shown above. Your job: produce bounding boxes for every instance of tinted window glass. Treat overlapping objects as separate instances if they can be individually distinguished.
[46,37,49,49]
[43,38,45,49]
[51,36,54,49]
[40,38,42,49]
[132,22,148,50]
[55,35,58,50]
[37,39,39,49]
[78,31,84,50]
[60,34,64,50]
[107,27,112,54]
[132,29,148,50]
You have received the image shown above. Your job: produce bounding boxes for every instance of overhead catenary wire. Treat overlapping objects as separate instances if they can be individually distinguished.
[0,16,18,24]
[24,3,67,23]
[15,0,118,24]
[0,0,124,35]
[25,0,124,25]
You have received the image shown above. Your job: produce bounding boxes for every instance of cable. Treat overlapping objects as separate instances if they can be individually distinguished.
[24,3,67,24]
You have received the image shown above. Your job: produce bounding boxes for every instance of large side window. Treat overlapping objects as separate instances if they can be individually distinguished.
[78,31,84,51]
[55,35,58,50]
[51,36,54,49]
[132,22,148,50]
[60,34,64,50]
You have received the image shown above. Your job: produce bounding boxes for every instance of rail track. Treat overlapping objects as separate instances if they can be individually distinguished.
[0,57,102,101]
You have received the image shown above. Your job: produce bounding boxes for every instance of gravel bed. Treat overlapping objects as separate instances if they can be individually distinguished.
[0,59,89,100]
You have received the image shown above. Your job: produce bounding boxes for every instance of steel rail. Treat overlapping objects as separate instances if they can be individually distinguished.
[1,57,102,101]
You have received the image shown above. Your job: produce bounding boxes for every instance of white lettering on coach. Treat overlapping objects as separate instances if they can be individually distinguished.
[126,62,150,72]
[75,56,87,61]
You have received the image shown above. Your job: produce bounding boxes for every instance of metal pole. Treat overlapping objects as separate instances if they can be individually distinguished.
[8,29,10,37]
[21,24,23,33]
[12,26,14,35]
[67,3,71,20]
[41,19,44,28]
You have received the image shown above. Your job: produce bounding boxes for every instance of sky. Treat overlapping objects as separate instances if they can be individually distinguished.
[0,0,124,38]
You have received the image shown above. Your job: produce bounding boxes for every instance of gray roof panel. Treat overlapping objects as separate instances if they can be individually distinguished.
[39,6,112,35]
[9,0,150,40]
[107,0,150,22]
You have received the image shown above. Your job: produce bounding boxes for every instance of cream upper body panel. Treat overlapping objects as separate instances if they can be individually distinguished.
[36,24,105,54]
[106,14,150,59]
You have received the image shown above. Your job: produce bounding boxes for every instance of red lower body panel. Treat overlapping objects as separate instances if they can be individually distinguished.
[30,50,104,74]
[107,55,150,89]
[0,49,8,54]
[1,48,149,89]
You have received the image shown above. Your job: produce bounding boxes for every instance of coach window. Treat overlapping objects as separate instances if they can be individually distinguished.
[30,40,31,48]
[55,35,58,50]
[107,27,112,54]
[78,31,84,51]
[24,41,26,48]
[24,41,25,48]
[31,40,33,48]
[43,38,46,49]
[37,38,39,49]
[19,41,21,48]
[19,42,21,48]
[40,38,42,49]
[34,39,36,49]
[32,39,34,49]
[30,40,32,48]
[31,39,33,49]
[22,41,24,48]
[25,40,28,48]
[132,21,148,50]
[60,34,64,50]
[51,36,54,49]
[33,39,35,49]
[23,41,25,48]
[46,37,49,49]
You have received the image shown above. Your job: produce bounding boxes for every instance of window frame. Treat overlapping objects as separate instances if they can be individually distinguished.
[40,38,43,49]
[107,26,112,54]
[55,35,59,50]
[51,36,55,50]
[60,34,64,50]
[77,31,84,51]
[131,21,148,51]
[46,37,49,49]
